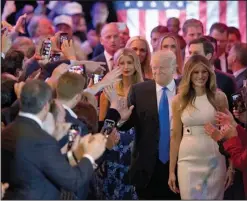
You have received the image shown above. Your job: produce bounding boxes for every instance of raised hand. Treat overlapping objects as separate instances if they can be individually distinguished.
[61,40,76,60]
[14,13,27,34]
[70,60,106,74]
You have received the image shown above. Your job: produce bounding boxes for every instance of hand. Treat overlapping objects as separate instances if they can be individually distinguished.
[1,183,9,199]
[233,108,246,124]
[204,123,223,142]
[14,81,25,99]
[1,28,12,54]
[50,63,70,81]
[14,13,27,34]
[224,167,235,190]
[106,128,120,150]
[52,122,71,141]
[215,109,237,127]
[61,40,76,60]
[168,172,180,194]
[220,124,238,140]
[79,133,107,160]
[101,66,122,86]
[70,60,106,74]
[2,1,16,20]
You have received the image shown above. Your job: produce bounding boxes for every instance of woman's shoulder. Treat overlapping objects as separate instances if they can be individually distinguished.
[215,89,227,101]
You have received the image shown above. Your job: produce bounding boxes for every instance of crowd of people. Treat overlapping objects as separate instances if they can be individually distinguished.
[1,1,247,200]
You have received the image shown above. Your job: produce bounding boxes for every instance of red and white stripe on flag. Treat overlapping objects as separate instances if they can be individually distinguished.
[116,1,246,44]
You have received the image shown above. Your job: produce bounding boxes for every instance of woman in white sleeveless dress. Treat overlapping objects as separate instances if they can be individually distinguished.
[168,55,234,199]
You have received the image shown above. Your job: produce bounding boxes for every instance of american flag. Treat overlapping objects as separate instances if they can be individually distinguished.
[115,1,247,45]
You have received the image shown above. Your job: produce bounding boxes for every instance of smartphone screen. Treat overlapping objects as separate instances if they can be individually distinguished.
[68,66,85,75]
[60,33,69,48]
[67,125,80,151]
[93,74,103,84]
[232,92,246,113]
[101,119,115,136]
[41,39,52,58]
[50,53,61,62]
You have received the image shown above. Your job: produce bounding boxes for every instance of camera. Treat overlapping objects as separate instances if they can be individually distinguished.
[101,119,115,136]
[67,125,80,151]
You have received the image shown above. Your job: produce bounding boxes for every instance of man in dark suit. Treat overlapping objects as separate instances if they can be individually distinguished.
[92,23,120,76]
[1,80,107,199]
[118,51,180,199]
[188,37,237,111]
[227,43,247,90]
[209,23,232,74]
[55,72,89,148]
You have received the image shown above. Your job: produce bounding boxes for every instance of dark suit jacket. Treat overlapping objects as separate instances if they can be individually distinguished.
[235,68,247,90]
[91,52,109,76]
[118,80,179,189]
[92,44,105,58]
[58,109,89,148]
[214,53,233,74]
[215,69,237,111]
[1,116,94,200]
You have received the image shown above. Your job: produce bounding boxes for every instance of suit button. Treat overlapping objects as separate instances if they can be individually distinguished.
[187,129,190,132]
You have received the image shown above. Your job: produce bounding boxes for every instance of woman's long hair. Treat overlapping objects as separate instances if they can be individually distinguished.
[113,48,144,96]
[125,36,152,79]
[158,33,184,76]
[178,54,217,112]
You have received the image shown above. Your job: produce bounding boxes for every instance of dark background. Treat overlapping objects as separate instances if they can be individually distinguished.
[1,0,118,26]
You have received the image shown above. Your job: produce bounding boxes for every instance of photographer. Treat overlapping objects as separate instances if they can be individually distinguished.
[204,109,247,198]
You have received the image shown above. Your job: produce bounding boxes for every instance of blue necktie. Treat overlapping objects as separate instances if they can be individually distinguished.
[158,87,170,164]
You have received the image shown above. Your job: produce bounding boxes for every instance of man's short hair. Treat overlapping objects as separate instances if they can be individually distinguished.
[12,37,36,59]
[27,15,50,38]
[56,72,86,101]
[209,22,228,35]
[2,50,24,76]
[232,43,247,66]
[189,37,215,56]
[228,26,241,41]
[20,80,53,114]
[182,18,204,35]
[151,25,169,36]
[203,35,217,53]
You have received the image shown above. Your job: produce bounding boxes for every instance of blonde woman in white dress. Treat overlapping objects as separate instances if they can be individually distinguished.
[168,55,234,199]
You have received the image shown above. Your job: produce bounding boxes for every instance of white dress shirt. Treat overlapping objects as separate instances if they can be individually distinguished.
[104,50,114,71]
[19,111,43,129]
[156,79,176,134]
[62,104,78,119]
[233,68,246,78]
[219,53,227,73]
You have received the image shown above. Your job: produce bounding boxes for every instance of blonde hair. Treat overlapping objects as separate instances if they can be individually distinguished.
[178,54,217,112]
[125,36,152,79]
[157,33,184,76]
[113,48,144,96]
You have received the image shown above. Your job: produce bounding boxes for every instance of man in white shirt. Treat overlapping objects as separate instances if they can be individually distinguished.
[92,23,121,74]
[228,43,247,90]
[118,51,180,200]
[210,22,232,74]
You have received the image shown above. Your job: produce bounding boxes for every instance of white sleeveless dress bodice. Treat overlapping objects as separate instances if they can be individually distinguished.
[178,94,226,200]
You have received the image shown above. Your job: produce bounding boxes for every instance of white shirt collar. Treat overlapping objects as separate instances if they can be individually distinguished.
[1,52,5,59]
[233,68,246,78]
[62,104,77,119]
[104,50,113,62]
[19,111,43,129]
[156,79,176,93]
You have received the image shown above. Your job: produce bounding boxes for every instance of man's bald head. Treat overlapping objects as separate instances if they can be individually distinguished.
[100,23,120,55]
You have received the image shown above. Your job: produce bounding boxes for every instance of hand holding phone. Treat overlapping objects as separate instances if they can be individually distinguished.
[92,74,103,84]
[101,119,116,137]
[40,39,52,59]
[68,65,85,75]
[60,33,69,49]
[232,92,246,113]
[67,125,80,151]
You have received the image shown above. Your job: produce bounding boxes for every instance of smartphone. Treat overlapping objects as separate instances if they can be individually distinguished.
[40,39,52,59]
[232,92,246,113]
[67,124,80,151]
[60,32,69,48]
[68,65,85,75]
[50,53,61,62]
[92,74,103,84]
[101,119,115,136]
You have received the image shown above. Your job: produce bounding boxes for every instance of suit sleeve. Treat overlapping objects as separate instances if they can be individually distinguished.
[38,139,94,192]
[223,125,247,171]
[117,85,136,131]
